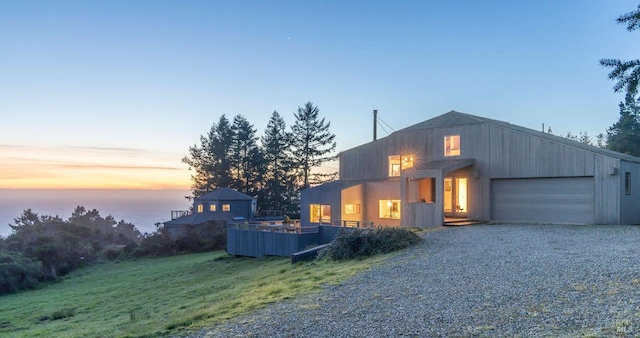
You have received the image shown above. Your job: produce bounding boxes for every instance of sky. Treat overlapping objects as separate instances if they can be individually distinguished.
[1,1,639,190]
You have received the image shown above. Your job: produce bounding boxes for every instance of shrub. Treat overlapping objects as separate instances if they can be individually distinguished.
[318,227,422,260]
[0,250,42,294]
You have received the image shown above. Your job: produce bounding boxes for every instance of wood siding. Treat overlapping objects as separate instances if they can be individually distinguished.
[318,115,640,225]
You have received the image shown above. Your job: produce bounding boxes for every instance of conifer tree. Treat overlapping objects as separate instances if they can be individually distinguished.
[261,111,297,213]
[230,115,263,195]
[290,102,337,189]
[182,115,234,199]
[607,98,640,156]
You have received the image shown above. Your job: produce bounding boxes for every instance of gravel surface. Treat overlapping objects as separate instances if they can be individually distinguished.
[185,224,640,337]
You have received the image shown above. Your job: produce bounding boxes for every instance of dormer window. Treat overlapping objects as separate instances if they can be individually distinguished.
[389,155,415,177]
[444,135,460,157]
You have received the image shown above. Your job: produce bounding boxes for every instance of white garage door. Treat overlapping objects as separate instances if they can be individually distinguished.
[491,177,595,224]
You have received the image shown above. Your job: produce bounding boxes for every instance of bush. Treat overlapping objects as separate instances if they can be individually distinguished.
[173,221,227,253]
[0,250,42,294]
[318,227,422,260]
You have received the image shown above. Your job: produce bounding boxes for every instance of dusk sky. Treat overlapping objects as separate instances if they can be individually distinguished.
[2,1,639,189]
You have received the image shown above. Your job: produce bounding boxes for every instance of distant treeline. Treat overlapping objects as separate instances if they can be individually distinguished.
[0,207,225,295]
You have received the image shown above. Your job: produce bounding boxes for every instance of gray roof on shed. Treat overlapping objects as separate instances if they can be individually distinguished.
[399,110,640,163]
[196,187,253,201]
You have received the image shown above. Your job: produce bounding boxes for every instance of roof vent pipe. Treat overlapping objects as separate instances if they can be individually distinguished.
[373,109,378,141]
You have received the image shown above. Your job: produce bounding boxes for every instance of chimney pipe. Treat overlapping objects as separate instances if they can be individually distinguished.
[373,109,378,141]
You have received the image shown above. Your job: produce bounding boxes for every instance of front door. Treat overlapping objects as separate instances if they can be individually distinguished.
[444,177,468,217]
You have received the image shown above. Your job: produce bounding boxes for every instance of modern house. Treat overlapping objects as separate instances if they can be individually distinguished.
[301,111,640,227]
[164,187,256,230]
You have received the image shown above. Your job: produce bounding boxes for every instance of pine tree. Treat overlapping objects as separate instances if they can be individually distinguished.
[607,98,640,156]
[182,115,234,199]
[600,5,640,104]
[290,102,337,189]
[230,115,263,195]
[261,111,297,214]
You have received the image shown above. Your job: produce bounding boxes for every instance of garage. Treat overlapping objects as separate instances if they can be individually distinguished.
[490,177,595,224]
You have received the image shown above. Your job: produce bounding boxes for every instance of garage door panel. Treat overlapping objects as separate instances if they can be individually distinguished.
[491,177,595,224]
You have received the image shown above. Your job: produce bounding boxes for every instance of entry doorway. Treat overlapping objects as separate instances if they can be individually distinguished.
[444,177,468,217]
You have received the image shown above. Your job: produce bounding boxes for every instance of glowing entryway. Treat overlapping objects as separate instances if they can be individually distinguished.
[444,177,468,217]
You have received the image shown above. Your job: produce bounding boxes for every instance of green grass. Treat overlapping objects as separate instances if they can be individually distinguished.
[0,251,386,337]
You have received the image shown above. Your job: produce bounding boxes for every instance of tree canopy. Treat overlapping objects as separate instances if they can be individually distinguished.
[600,5,640,103]
[182,102,337,215]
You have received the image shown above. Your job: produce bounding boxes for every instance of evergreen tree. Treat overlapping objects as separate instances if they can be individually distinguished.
[607,98,640,156]
[182,115,234,199]
[600,5,640,104]
[290,102,337,189]
[230,115,263,195]
[261,111,297,214]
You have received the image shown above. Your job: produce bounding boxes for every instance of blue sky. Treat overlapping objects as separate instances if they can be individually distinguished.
[1,1,639,188]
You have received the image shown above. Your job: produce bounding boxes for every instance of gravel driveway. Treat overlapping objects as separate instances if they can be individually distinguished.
[187,224,640,337]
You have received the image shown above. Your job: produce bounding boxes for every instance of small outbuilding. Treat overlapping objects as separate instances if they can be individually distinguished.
[301,111,640,227]
[164,187,256,231]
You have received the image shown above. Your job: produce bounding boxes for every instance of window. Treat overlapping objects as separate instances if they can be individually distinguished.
[626,172,631,195]
[379,200,401,219]
[310,204,331,223]
[210,204,217,212]
[389,156,401,176]
[401,155,414,170]
[389,155,414,176]
[344,204,360,214]
[222,204,230,211]
[444,135,460,156]
[197,204,203,213]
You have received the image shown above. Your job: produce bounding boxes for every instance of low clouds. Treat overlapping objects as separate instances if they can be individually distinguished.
[0,144,189,188]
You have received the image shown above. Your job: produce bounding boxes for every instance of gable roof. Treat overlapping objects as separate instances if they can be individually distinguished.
[398,110,640,163]
[196,187,254,201]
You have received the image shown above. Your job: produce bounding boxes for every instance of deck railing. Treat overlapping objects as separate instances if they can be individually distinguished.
[171,210,190,220]
[313,219,375,228]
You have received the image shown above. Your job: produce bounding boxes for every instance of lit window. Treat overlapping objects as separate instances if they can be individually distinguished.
[222,204,230,211]
[379,200,401,219]
[344,204,360,214]
[389,155,401,176]
[197,204,203,213]
[444,135,460,156]
[310,204,331,223]
[389,155,414,176]
[401,155,414,170]
[626,172,631,195]
[210,204,217,212]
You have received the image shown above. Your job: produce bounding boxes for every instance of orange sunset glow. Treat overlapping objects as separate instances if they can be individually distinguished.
[0,145,191,189]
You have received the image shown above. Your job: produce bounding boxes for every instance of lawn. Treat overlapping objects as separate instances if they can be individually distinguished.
[0,252,386,337]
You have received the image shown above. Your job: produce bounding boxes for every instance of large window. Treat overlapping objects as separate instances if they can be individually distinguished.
[222,204,230,211]
[344,204,360,214]
[310,204,331,223]
[626,172,631,195]
[444,135,461,156]
[379,200,401,219]
[389,155,415,177]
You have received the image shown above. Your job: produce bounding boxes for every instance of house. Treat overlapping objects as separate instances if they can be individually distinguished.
[300,111,640,227]
[164,187,256,230]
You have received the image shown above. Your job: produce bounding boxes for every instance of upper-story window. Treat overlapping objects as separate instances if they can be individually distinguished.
[388,155,415,176]
[444,135,461,157]
[222,204,231,211]
[197,204,204,213]
[210,204,217,212]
